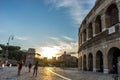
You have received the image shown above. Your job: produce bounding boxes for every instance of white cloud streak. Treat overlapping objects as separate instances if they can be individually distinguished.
[48,36,78,52]
[45,0,96,25]
[15,36,28,41]
[49,36,59,41]
[63,36,75,41]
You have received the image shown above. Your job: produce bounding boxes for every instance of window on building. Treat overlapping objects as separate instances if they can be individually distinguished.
[83,29,86,42]
[88,23,93,39]
[106,4,119,27]
[95,15,102,34]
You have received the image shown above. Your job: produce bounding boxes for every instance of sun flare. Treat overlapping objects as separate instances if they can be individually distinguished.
[40,47,59,58]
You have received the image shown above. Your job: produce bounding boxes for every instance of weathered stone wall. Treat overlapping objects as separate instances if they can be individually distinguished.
[78,0,120,74]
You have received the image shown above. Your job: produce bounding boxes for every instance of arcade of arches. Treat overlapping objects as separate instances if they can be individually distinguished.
[79,47,120,74]
[78,1,120,74]
[79,3,119,44]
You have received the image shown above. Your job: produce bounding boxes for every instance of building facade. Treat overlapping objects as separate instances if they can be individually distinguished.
[78,0,120,74]
[58,51,78,67]
[25,48,35,66]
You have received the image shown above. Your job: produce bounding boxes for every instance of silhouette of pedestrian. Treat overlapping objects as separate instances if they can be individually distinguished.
[18,60,23,75]
[28,62,32,72]
[33,61,38,77]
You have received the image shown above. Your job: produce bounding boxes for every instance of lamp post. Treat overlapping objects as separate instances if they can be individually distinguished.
[0,46,2,57]
[5,35,14,58]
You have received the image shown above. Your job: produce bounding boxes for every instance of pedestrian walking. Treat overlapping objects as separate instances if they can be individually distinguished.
[33,61,39,77]
[28,62,32,72]
[18,60,23,76]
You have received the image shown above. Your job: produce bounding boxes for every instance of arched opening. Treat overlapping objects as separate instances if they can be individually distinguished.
[88,23,93,39]
[106,4,119,28]
[83,55,87,70]
[88,53,93,71]
[82,20,86,28]
[108,47,120,74]
[83,29,86,42]
[96,51,103,72]
[80,57,82,70]
[95,15,102,34]
[80,34,82,45]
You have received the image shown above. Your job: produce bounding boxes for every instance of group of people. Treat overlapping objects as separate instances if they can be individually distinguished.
[18,60,39,77]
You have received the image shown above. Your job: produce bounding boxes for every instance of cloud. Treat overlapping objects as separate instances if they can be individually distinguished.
[35,36,78,57]
[15,36,28,41]
[49,36,78,52]
[49,36,59,41]
[63,36,75,41]
[45,0,96,25]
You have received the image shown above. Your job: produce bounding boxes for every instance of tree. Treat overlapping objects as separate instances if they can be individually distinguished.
[0,44,27,62]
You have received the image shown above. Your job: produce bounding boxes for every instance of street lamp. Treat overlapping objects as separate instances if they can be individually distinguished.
[5,35,14,58]
[0,46,2,57]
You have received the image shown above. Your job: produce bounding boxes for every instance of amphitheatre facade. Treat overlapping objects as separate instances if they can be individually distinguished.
[78,0,120,74]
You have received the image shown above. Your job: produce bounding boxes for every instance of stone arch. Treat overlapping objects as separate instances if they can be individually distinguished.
[83,20,86,27]
[80,33,82,45]
[81,20,87,43]
[83,55,87,70]
[95,15,102,34]
[83,29,87,42]
[105,4,119,28]
[96,50,103,72]
[88,53,93,71]
[79,56,82,70]
[82,20,87,30]
[88,23,93,39]
[107,47,120,74]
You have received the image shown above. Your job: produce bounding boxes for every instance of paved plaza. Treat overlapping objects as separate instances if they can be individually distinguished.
[0,66,116,80]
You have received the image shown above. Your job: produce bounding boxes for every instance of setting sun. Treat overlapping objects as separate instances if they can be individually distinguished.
[40,47,59,58]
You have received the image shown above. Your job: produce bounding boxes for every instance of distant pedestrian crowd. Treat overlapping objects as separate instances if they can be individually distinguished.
[17,60,38,77]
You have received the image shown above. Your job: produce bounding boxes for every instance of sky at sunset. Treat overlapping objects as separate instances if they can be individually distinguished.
[0,0,96,58]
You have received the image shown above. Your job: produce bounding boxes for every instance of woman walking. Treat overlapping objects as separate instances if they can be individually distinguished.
[33,61,38,77]
[28,62,32,72]
[18,60,23,75]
